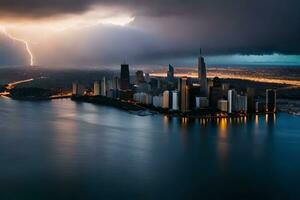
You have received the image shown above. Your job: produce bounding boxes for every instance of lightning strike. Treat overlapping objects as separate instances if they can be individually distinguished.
[0,13,135,67]
[0,27,34,66]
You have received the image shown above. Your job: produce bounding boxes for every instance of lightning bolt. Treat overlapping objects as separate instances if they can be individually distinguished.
[0,27,34,66]
[0,15,134,67]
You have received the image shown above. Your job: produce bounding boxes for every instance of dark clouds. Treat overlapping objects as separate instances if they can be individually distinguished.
[0,0,299,66]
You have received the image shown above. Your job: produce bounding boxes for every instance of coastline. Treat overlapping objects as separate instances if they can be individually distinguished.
[71,95,281,118]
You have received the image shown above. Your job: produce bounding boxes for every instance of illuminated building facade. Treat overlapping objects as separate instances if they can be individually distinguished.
[94,81,100,96]
[228,89,237,113]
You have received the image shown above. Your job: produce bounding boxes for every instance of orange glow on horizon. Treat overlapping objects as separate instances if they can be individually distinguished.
[150,71,300,87]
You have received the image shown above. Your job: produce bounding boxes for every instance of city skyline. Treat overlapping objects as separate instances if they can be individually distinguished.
[0,1,300,199]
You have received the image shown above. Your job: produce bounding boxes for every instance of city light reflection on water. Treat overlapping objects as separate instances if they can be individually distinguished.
[0,98,299,199]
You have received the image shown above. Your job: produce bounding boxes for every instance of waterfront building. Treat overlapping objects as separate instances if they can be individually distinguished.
[198,48,208,97]
[247,87,255,113]
[196,96,209,109]
[135,70,145,85]
[228,89,237,113]
[179,77,189,112]
[209,77,224,109]
[210,87,223,110]
[72,82,78,96]
[218,100,228,112]
[133,93,152,105]
[266,89,276,112]
[188,85,201,110]
[153,95,163,107]
[119,90,133,101]
[163,90,170,108]
[107,89,116,98]
[237,94,248,113]
[93,81,100,96]
[120,63,130,90]
[101,77,107,96]
[171,90,179,110]
[72,82,85,96]
[256,101,264,113]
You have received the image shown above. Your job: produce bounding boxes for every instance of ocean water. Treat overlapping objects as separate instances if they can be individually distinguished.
[0,98,300,199]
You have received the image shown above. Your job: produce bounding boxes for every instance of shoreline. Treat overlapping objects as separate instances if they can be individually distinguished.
[71,95,281,118]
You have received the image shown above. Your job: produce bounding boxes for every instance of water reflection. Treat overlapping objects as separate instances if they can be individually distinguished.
[0,98,298,199]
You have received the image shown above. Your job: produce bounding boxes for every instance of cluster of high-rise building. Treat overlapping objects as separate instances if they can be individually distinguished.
[72,50,277,115]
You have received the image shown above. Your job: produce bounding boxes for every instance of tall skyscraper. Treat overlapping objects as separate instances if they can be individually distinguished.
[198,48,208,96]
[167,64,175,81]
[171,90,179,110]
[179,77,189,112]
[228,89,237,113]
[101,77,107,96]
[266,89,276,112]
[120,63,130,90]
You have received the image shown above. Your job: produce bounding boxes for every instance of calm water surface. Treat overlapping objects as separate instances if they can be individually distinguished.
[0,98,300,199]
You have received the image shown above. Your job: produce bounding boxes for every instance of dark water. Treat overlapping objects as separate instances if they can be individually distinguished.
[0,98,300,199]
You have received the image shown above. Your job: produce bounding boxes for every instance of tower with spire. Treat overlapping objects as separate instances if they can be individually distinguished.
[198,48,208,96]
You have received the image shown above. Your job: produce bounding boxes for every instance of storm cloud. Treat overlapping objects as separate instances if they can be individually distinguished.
[0,0,299,66]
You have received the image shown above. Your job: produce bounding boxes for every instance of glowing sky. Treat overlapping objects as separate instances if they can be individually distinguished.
[0,0,299,67]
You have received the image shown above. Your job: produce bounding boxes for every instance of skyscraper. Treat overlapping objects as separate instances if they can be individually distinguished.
[237,94,248,113]
[179,77,189,112]
[198,48,208,96]
[162,90,170,109]
[171,90,179,110]
[228,89,237,113]
[94,81,100,96]
[72,82,78,96]
[101,77,107,96]
[112,77,120,90]
[209,77,223,110]
[72,82,85,96]
[167,64,175,81]
[120,63,130,90]
[266,89,276,113]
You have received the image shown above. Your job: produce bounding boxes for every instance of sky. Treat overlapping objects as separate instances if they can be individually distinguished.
[0,0,299,68]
